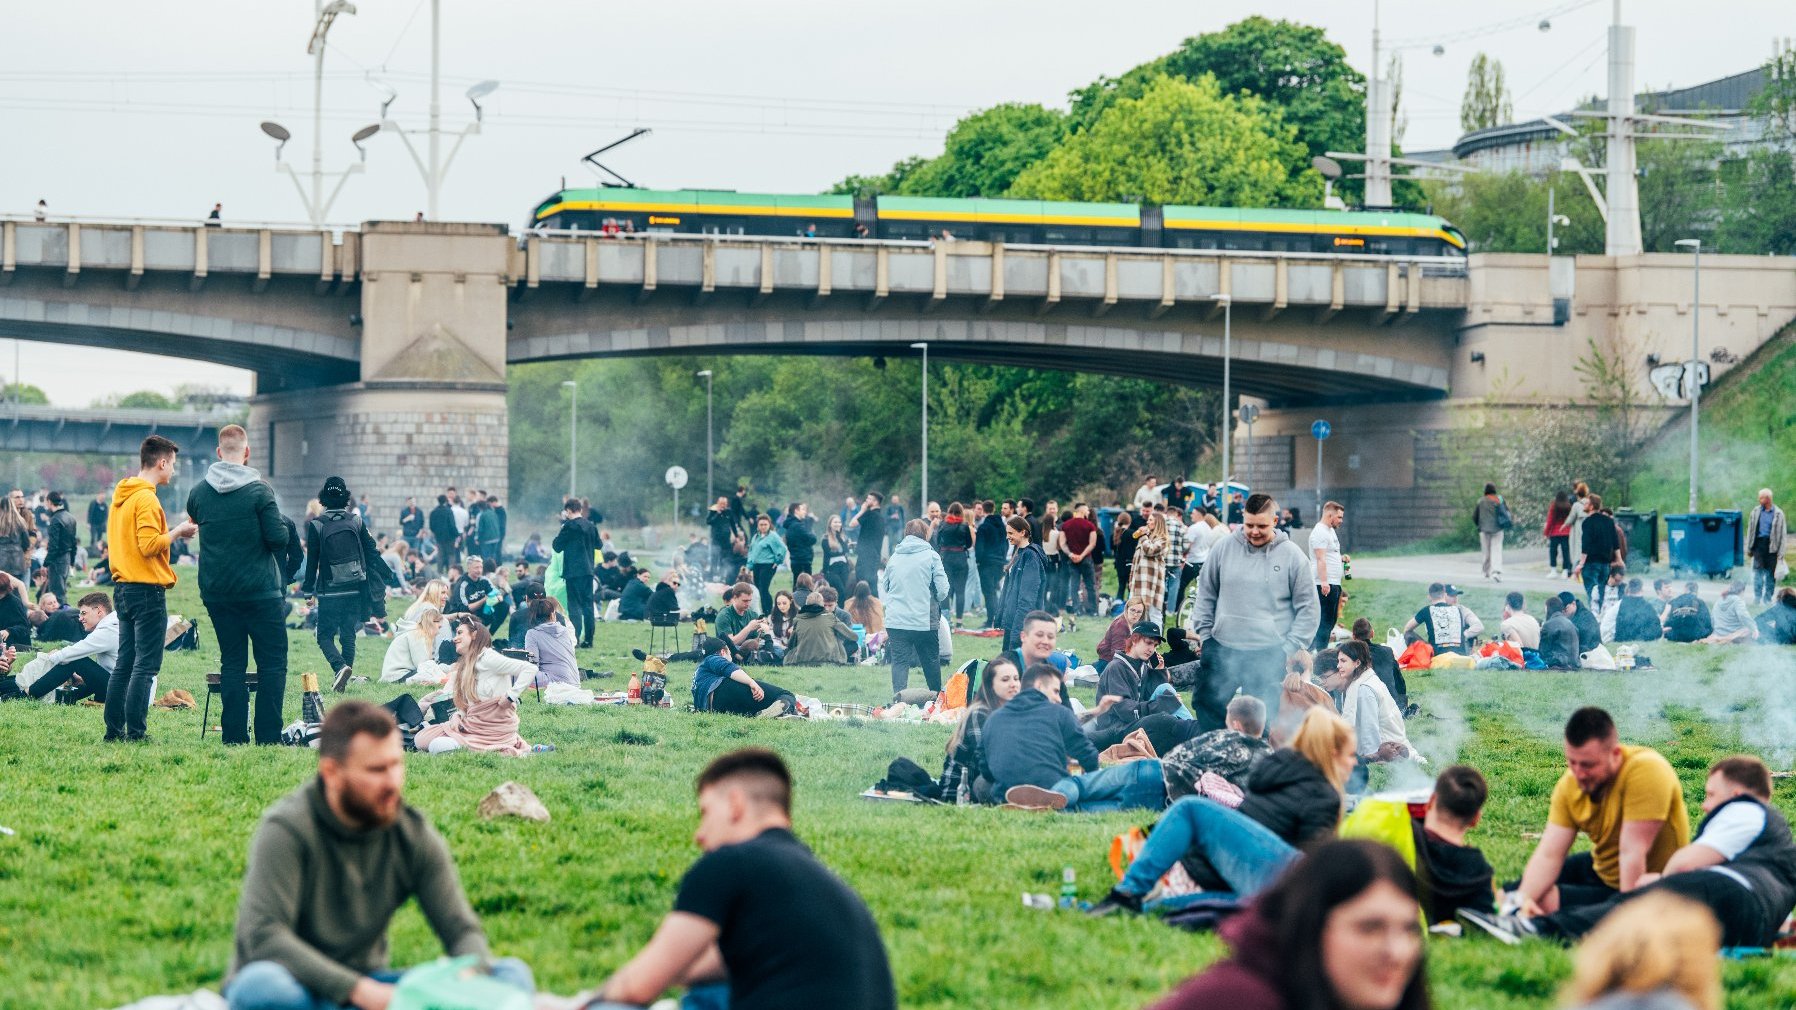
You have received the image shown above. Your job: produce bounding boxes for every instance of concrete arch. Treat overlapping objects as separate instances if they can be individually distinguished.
[508,311,1452,403]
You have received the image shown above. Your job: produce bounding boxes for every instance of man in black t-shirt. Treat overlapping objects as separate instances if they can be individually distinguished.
[849,492,887,598]
[582,749,895,1010]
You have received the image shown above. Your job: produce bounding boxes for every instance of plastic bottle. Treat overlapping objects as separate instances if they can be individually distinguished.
[1059,866,1077,909]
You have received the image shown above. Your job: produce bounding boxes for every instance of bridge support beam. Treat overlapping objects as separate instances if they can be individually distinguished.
[249,222,513,514]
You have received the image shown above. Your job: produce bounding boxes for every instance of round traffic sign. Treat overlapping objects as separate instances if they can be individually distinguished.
[1311,419,1332,441]
[1238,403,1260,425]
[665,466,689,490]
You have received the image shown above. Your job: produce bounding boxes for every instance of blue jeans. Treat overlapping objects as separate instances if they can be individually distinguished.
[1582,561,1612,610]
[225,958,533,1010]
[1051,759,1166,813]
[1118,795,1300,899]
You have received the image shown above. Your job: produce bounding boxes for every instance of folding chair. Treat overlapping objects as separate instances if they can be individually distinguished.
[498,647,543,703]
[201,671,259,739]
[647,614,681,654]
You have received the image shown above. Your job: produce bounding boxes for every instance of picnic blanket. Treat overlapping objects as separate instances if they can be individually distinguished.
[414,696,530,756]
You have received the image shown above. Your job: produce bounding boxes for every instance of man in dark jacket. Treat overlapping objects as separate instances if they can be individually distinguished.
[553,498,599,648]
[1540,596,1581,670]
[186,425,291,745]
[398,497,425,550]
[473,495,504,568]
[1664,583,1715,642]
[1574,494,1622,610]
[985,663,1165,813]
[427,495,462,568]
[973,500,1008,629]
[303,476,398,692]
[87,492,108,547]
[1612,578,1664,642]
[849,492,887,597]
[42,491,79,602]
[1558,591,1601,653]
[783,504,817,587]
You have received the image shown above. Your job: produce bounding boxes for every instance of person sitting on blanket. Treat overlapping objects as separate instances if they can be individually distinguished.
[1088,706,1355,915]
[691,635,798,717]
[379,605,449,685]
[784,595,859,666]
[939,654,1022,804]
[413,616,544,756]
[565,749,896,1010]
[1096,596,1149,665]
[1160,695,1272,799]
[28,591,85,643]
[1139,840,1429,1010]
[18,591,118,701]
[1463,754,1796,951]
[1321,640,1417,794]
[986,662,1166,813]
[223,701,535,1010]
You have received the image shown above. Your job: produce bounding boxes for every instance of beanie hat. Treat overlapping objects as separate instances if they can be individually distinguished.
[319,476,351,510]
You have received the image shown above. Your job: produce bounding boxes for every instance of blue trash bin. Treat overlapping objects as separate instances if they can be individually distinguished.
[1665,510,1743,579]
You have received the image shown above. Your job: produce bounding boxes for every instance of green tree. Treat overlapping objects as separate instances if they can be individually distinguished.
[1422,171,1603,254]
[1717,48,1796,255]
[0,383,49,405]
[1460,53,1513,133]
[114,390,177,410]
[828,155,928,199]
[1009,75,1319,207]
[1637,137,1723,252]
[891,104,1068,198]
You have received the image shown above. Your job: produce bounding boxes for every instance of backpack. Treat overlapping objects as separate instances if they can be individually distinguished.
[313,511,367,587]
[1665,596,1711,642]
[1495,499,1514,531]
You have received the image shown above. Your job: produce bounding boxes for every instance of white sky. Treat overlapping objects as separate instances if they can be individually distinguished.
[3,0,1785,405]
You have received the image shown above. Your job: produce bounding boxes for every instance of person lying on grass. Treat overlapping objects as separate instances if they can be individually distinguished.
[413,616,546,756]
[987,662,1166,813]
[1143,839,1432,1010]
[690,635,798,717]
[1508,706,1689,915]
[223,700,535,1010]
[1462,754,1796,951]
[565,748,896,1010]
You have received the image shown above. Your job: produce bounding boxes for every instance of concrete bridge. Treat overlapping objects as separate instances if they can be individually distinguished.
[4,216,1794,532]
[0,403,234,456]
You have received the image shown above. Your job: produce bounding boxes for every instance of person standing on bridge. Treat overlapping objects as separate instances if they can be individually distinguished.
[104,435,196,742]
[186,424,290,745]
[1190,493,1318,731]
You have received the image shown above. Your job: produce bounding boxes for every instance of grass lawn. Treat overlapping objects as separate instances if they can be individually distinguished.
[5,574,1796,1009]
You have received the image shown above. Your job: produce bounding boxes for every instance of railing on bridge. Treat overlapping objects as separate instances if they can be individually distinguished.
[0,403,237,455]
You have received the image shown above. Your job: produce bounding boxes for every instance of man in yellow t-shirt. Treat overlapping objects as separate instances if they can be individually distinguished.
[1514,706,1691,914]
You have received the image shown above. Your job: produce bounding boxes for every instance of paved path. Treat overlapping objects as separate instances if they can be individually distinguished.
[1345,543,1732,604]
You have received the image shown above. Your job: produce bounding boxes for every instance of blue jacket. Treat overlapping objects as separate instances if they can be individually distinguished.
[691,653,740,711]
[983,689,1101,794]
[994,543,1048,637]
[746,531,788,567]
[878,535,948,631]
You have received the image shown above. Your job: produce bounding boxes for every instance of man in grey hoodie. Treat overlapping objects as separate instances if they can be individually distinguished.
[880,519,950,692]
[186,424,291,745]
[1191,493,1319,731]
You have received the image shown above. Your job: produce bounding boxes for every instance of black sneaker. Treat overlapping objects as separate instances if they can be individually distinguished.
[1086,888,1144,918]
[332,665,354,693]
[1457,907,1536,945]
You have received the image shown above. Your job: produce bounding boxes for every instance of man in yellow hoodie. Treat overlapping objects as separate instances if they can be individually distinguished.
[103,435,197,742]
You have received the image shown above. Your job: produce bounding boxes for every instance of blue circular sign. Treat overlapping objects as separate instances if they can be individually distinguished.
[1311,419,1332,440]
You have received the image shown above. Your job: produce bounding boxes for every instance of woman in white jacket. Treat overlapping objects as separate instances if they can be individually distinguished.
[1324,639,1416,793]
[380,606,449,685]
[414,615,545,755]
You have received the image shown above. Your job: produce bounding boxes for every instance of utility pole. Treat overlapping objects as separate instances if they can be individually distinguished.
[1604,0,1642,256]
[1363,0,1393,208]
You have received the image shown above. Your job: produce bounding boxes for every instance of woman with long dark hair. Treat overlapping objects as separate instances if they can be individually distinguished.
[939,654,1022,803]
[935,501,973,624]
[1324,639,1415,793]
[1146,839,1430,1010]
[1545,491,1574,577]
[820,513,852,601]
[993,516,1047,652]
[0,489,34,583]
[767,590,797,651]
[414,616,544,756]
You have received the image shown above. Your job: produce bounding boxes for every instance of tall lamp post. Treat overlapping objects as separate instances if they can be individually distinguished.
[257,1,380,225]
[378,0,498,219]
[1674,238,1702,511]
[696,369,714,506]
[1214,294,1232,495]
[910,342,929,508]
[561,380,577,500]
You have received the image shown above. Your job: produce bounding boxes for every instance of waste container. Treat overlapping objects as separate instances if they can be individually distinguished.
[1612,508,1658,572]
[1665,510,1743,579]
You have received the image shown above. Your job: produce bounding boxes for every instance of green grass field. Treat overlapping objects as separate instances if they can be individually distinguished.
[5,574,1796,1009]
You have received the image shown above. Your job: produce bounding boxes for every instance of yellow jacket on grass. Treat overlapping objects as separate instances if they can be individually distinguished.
[108,476,176,587]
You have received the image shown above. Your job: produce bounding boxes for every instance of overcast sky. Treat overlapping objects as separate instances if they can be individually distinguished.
[4,0,1785,404]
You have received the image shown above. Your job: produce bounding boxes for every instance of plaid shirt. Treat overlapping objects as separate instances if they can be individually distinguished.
[1164,516,1187,567]
[938,704,994,800]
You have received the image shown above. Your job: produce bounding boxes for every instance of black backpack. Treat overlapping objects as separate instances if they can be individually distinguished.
[313,511,366,587]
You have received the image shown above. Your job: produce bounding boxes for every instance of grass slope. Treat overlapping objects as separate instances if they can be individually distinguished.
[4,576,1796,1009]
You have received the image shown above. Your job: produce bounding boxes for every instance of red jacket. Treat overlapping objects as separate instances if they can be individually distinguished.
[1149,908,1288,1010]
[1096,614,1132,664]
[1544,502,1572,538]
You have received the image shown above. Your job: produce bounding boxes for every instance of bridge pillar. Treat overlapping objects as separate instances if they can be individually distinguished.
[249,222,513,514]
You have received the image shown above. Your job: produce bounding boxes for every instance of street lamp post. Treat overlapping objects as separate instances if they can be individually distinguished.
[378,0,498,219]
[1214,294,1232,495]
[561,380,577,500]
[910,343,929,507]
[1675,238,1702,511]
[696,369,714,506]
[259,1,379,225]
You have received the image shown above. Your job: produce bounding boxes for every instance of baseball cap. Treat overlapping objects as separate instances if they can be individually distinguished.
[1130,621,1164,640]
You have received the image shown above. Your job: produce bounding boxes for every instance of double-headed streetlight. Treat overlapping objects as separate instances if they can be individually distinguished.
[258,1,380,225]
[696,370,715,506]
[379,1,498,219]
[910,342,929,508]
[1675,238,1703,511]
[1214,294,1233,495]
[561,380,577,499]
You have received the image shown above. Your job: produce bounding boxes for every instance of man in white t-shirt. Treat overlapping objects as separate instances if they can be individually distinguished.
[1309,501,1346,651]
[1132,476,1162,511]
[1500,591,1541,650]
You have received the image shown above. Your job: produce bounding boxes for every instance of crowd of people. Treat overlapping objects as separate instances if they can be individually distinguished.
[6,437,1796,1010]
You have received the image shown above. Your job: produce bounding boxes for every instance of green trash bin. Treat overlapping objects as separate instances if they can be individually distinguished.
[1612,508,1658,572]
